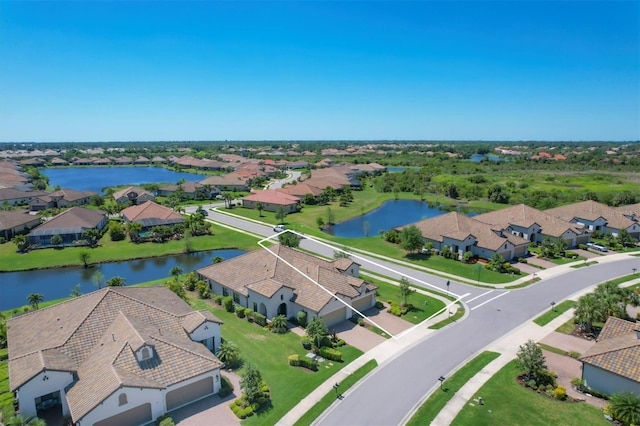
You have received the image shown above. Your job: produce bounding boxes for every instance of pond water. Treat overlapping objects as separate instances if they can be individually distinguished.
[324,199,450,238]
[42,167,208,193]
[470,154,503,162]
[386,167,419,173]
[0,249,244,310]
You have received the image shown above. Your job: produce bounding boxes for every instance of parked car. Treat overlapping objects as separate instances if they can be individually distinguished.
[586,242,608,252]
[273,224,285,232]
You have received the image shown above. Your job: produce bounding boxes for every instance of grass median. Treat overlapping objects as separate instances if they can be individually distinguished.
[533,300,576,326]
[406,351,500,426]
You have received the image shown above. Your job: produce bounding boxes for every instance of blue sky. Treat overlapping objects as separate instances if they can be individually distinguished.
[1,1,638,142]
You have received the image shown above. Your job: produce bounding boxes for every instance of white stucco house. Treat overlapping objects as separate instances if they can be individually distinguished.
[197,244,377,327]
[546,200,640,240]
[579,317,640,396]
[7,286,223,426]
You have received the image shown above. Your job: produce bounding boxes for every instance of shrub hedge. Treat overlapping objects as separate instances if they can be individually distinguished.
[319,347,343,362]
[288,354,318,371]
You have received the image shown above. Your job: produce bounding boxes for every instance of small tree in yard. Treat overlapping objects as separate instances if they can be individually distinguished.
[399,277,415,307]
[105,276,126,287]
[79,251,91,268]
[240,363,263,403]
[27,293,44,310]
[399,225,424,254]
[306,316,329,350]
[516,339,547,382]
[316,216,325,230]
[608,392,640,426]
[278,232,300,248]
[51,234,64,247]
[275,206,287,224]
[256,202,264,217]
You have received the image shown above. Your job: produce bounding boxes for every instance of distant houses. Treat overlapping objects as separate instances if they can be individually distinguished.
[29,188,96,211]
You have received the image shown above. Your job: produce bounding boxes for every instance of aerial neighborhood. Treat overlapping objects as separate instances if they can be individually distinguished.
[0,141,639,426]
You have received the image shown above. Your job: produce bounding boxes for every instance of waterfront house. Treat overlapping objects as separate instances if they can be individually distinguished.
[113,186,155,205]
[27,207,107,248]
[29,188,96,211]
[7,286,223,426]
[121,201,185,231]
[198,244,377,327]
[0,209,41,240]
[242,190,301,213]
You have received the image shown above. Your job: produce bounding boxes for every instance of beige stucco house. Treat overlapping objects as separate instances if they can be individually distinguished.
[197,245,377,327]
[7,287,223,426]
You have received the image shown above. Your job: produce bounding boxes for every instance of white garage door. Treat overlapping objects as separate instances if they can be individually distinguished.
[322,307,347,327]
[352,294,374,313]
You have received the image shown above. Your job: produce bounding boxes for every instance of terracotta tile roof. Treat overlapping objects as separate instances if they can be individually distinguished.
[121,201,184,226]
[403,211,528,251]
[475,204,585,238]
[7,287,222,422]
[198,245,368,313]
[580,317,640,383]
[243,190,301,206]
[277,183,323,197]
[545,200,637,231]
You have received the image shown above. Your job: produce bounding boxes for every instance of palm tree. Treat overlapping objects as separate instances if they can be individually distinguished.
[126,221,143,242]
[79,251,91,268]
[27,293,44,310]
[6,415,46,426]
[608,392,640,426]
[82,228,101,247]
[270,314,288,334]
[256,202,264,217]
[105,276,126,286]
[223,192,233,209]
[216,340,240,368]
[170,266,183,283]
[13,235,27,253]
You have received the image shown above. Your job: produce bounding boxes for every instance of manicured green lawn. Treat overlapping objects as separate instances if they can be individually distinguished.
[0,348,12,422]
[533,300,577,326]
[365,276,446,324]
[0,225,261,272]
[189,299,364,426]
[292,360,378,426]
[451,361,608,426]
[406,351,500,426]
[428,305,465,329]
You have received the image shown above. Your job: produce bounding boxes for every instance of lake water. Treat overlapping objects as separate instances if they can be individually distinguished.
[42,167,208,193]
[0,249,244,310]
[324,199,450,238]
[470,154,502,162]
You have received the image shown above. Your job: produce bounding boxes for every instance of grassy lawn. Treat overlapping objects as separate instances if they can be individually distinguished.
[533,300,577,326]
[429,304,465,329]
[0,225,261,272]
[406,351,500,426]
[451,361,608,426]
[572,261,598,268]
[292,360,378,426]
[365,276,446,324]
[189,299,364,426]
[0,349,12,422]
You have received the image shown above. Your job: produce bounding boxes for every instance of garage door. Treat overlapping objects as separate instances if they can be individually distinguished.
[94,403,151,426]
[322,307,346,327]
[352,294,374,313]
[166,376,213,411]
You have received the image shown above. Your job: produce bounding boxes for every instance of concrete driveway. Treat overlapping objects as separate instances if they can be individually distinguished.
[173,372,241,426]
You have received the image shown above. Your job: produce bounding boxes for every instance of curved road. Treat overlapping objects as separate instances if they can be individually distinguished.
[200,208,639,425]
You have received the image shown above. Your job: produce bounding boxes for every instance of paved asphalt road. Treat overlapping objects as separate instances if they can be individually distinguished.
[201,208,639,426]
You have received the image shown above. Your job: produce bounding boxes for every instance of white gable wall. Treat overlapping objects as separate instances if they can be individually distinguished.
[17,370,74,418]
[78,387,164,426]
[189,321,221,352]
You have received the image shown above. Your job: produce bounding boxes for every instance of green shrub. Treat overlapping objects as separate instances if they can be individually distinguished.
[578,244,587,250]
[244,308,252,318]
[526,379,537,388]
[301,337,312,350]
[288,354,318,371]
[214,295,223,305]
[358,318,364,326]
[334,339,346,347]
[569,351,581,359]
[537,369,557,387]
[223,296,234,312]
[253,312,267,327]
[375,300,384,309]
[156,415,175,426]
[554,386,567,400]
[297,310,308,328]
[388,301,408,316]
[218,375,233,398]
[319,347,343,362]
[235,306,246,318]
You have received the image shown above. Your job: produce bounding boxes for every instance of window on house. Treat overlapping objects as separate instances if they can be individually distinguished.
[253,302,257,312]
[222,288,228,297]
[119,393,128,406]
[281,294,283,300]
[233,293,240,303]
[141,347,151,360]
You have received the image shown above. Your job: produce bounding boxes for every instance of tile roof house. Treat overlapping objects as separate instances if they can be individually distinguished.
[121,201,185,230]
[27,207,107,248]
[401,212,530,261]
[198,244,377,327]
[277,183,324,198]
[242,190,301,213]
[545,200,640,241]
[7,286,223,425]
[0,209,42,240]
[199,174,250,191]
[29,188,97,211]
[157,181,218,200]
[0,188,49,206]
[579,317,640,396]
[113,186,156,205]
[474,204,590,248]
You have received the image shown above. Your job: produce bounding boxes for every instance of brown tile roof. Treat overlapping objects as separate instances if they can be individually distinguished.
[243,190,301,206]
[475,204,585,238]
[0,209,41,230]
[0,188,48,202]
[28,207,105,234]
[545,200,637,231]
[7,287,222,421]
[616,202,640,219]
[580,317,640,382]
[112,186,154,201]
[159,181,203,194]
[199,174,249,187]
[277,183,323,197]
[49,188,96,202]
[121,201,184,226]
[198,245,368,313]
[404,211,528,251]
